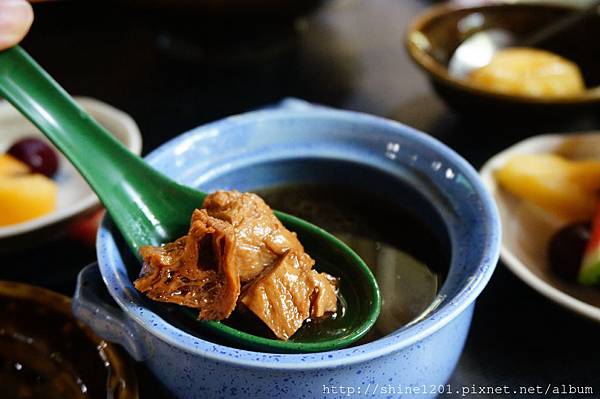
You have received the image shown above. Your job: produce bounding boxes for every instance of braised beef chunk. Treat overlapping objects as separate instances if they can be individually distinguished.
[204,191,314,283]
[240,251,338,340]
[134,209,240,320]
[134,190,338,339]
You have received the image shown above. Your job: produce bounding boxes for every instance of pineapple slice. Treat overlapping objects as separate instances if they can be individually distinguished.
[496,154,600,222]
[0,154,30,176]
[0,174,57,226]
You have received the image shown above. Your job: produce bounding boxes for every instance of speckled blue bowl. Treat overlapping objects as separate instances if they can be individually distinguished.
[73,101,500,399]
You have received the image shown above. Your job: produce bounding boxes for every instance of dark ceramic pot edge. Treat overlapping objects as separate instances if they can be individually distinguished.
[404,1,600,106]
[96,106,501,370]
[0,279,139,399]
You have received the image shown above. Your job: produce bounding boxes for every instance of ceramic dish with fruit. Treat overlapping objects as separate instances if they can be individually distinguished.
[481,132,600,321]
[0,97,141,250]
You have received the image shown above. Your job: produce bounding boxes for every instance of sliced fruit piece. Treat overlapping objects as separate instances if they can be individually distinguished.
[468,48,585,98]
[0,174,57,226]
[569,159,600,192]
[0,154,30,177]
[496,154,600,222]
[579,204,600,286]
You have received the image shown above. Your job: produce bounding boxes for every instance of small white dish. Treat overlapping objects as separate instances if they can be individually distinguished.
[480,132,600,322]
[0,97,142,249]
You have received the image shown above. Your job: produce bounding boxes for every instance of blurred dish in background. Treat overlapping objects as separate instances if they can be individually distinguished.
[481,132,600,323]
[0,280,138,399]
[0,97,141,250]
[406,1,600,119]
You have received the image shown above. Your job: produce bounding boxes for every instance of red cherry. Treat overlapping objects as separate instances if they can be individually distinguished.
[7,137,59,177]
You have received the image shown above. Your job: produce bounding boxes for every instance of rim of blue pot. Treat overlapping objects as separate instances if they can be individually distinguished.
[97,107,501,370]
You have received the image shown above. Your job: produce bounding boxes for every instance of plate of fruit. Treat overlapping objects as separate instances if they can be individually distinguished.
[0,97,141,250]
[481,133,600,321]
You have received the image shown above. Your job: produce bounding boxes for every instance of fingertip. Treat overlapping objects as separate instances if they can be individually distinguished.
[0,0,34,49]
[22,0,34,31]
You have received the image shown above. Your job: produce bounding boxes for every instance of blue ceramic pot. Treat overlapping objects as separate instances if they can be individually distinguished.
[73,100,500,399]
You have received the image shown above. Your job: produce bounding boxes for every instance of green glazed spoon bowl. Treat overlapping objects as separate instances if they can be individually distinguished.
[0,46,380,353]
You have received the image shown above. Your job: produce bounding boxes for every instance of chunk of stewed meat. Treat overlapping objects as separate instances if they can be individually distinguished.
[204,191,314,283]
[240,250,338,340]
[134,209,240,320]
[134,190,339,340]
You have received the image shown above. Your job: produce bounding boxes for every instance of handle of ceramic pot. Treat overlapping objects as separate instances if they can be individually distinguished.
[72,263,146,362]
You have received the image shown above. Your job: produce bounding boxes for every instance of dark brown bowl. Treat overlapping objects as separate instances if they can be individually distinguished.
[406,2,600,120]
[0,281,138,399]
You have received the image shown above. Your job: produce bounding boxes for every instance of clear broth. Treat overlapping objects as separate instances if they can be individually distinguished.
[253,184,448,343]
[157,183,449,347]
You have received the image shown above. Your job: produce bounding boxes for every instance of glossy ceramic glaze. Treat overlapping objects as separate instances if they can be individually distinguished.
[480,132,600,322]
[406,2,600,118]
[73,101,501,398]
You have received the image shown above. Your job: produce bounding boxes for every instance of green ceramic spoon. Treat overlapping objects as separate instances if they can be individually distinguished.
[0,46,380,353]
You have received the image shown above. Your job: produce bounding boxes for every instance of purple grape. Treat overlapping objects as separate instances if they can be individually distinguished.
[548,222,590,281]
[7,138,59,177]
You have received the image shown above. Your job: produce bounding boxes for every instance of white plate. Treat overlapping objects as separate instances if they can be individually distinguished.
[0,97,142,249]
[480,133,600,322]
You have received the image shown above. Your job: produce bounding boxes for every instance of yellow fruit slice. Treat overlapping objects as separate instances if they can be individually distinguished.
[0,174,57,226]
[0,154,30,177]
[569,160,600,192]
[496,154,600,222]
[468,48,585,98]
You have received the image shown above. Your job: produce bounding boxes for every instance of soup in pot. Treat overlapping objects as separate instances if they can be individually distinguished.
[255,183,449,342]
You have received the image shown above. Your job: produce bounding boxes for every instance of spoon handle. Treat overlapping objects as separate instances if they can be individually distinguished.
[0,46,197,252]
[521,0,600,47]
